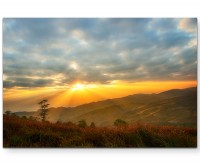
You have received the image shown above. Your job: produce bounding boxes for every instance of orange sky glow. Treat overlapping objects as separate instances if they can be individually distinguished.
[3,80,197,112]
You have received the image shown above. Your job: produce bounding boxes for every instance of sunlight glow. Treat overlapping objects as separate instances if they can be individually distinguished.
[72,83,85,91]
[71,83,97,91]
[3,80,197,112]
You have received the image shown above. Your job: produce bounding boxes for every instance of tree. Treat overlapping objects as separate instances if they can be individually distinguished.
[78,119,87,128]
[5,110,11,115]
[22,116,27,119]
[38,99,49,122]
[90,122,95,128]
[114,119,127,126]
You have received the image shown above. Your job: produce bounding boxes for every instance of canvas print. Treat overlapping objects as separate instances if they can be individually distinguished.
[3,18,197,148]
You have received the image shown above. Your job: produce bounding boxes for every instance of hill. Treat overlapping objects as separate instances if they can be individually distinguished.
[14,87,197,126]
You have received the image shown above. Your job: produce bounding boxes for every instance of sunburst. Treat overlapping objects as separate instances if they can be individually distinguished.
[71,83,85,91]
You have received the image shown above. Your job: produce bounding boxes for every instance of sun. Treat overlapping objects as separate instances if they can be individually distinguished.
[71,83,97,91]
[71,83,85,91]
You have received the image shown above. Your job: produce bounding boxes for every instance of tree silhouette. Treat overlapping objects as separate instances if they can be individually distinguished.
[5,110,11,115]
[22,116,27,119]
[38,99,49,122]
[90,122,95,128]
[78,119,87,128]
[114,119,127,126]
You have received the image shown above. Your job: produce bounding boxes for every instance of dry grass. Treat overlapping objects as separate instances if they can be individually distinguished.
[3,115,197,148]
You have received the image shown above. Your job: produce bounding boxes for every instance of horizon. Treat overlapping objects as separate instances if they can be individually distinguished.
[3,18,197,112]
[4,85,197,113]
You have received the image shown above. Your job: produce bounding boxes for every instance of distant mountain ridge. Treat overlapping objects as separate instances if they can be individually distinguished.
[159,87,197,97]
[13,87,197,127]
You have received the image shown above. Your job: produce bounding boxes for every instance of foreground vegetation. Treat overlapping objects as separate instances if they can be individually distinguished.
[3,115,197,148]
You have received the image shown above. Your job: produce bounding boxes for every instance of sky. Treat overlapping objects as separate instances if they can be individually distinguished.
[3,18,197,111]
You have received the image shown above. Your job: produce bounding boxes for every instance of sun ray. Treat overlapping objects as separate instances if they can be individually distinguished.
[3,80,197,111]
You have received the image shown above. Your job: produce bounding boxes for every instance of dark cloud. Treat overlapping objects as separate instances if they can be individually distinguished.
[3,18,197,88]
[3,77,54,88]
[158,30,192,48]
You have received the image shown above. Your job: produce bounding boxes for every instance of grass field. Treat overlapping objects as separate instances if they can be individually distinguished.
[3,115,197,148]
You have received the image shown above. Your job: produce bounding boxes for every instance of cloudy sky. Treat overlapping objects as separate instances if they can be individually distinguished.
[3,18,197,88]
[3,18,197,111]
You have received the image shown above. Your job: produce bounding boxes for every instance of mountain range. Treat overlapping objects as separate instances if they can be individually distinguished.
[13,87,197,126]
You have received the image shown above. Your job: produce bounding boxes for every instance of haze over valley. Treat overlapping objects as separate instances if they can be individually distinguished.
[13,87,197,126]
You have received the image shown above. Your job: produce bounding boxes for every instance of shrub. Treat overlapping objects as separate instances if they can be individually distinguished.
[22,116,27,119]
[114,119,127,126]
[5,111,11,115]
[78,120,87,128]
[90,122,95,128]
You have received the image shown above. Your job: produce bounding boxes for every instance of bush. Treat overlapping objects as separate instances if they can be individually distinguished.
[78,120,87,128]
[22,116,27,119]
[114,119,127,126]
[90,122,95,128]
[5,111,11,115]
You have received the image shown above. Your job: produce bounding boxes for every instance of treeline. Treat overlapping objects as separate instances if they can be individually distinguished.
[4,111,128,128]
[57,119,128,128]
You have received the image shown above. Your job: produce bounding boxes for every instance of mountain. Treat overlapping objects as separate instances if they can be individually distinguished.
[159,86,197,97]
[13,87,197,126]
[13,111,36,117]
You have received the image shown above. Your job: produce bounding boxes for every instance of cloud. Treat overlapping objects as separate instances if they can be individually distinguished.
[3,18,197,88]
[3,77,54,88]
[178,18,197,33]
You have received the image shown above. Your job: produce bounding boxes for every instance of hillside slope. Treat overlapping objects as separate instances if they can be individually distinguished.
[14,87,197,126]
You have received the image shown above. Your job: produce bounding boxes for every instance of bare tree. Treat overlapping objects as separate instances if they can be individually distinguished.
[38,99,49,122]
